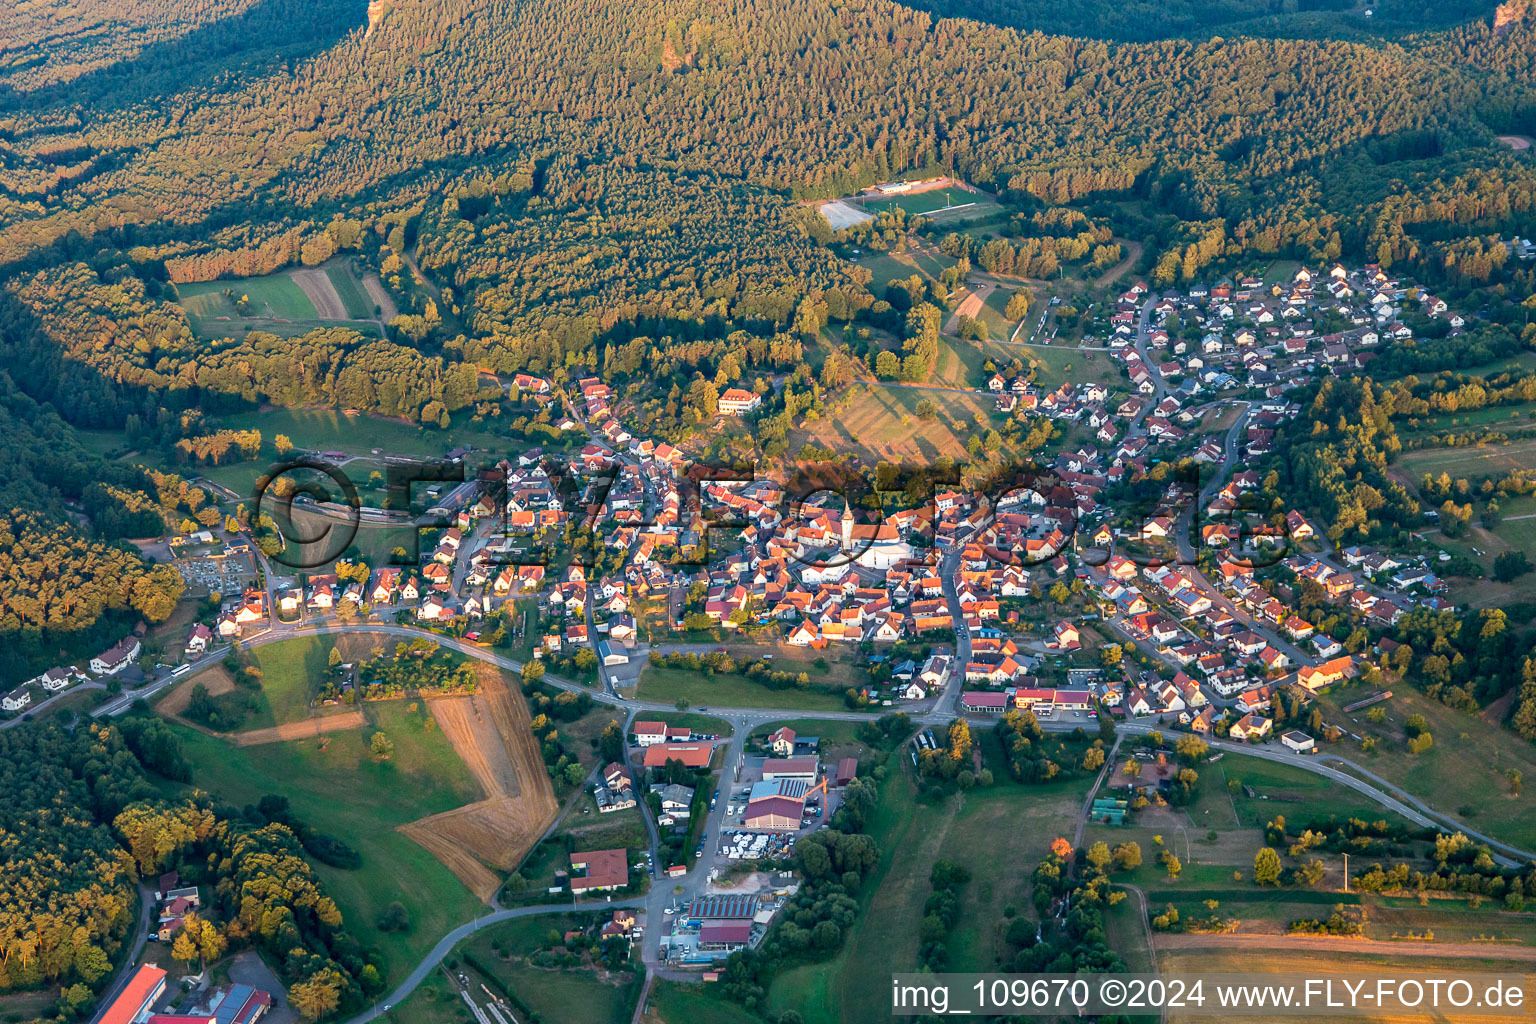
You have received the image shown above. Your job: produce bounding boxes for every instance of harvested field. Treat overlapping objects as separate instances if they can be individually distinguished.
[954,288,986,320]
[428,693,526,798]
[233,711,366,746]
[363,273,399,320]
[398,665,557,902]
[290,266,347,320]
[156,664,235,716]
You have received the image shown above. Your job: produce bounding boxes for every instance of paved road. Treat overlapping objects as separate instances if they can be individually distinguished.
[86,886,154,1024]
[73,617,1536,1019]
[0,679,106,728]
[344,898,648,1024]
[1113,721,1534,864]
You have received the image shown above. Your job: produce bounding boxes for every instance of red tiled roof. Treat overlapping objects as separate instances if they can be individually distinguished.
[101,966,166,1024]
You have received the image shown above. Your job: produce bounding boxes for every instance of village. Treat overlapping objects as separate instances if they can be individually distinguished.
[5,252,1525,1024]
[3,258,1483,753]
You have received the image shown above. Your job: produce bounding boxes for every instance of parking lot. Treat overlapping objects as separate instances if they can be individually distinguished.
[175,553,258,596]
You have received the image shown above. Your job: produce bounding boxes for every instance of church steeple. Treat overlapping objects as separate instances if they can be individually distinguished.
[841,499,854,551]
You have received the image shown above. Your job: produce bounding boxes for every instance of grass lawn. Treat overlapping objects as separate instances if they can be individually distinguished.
[267,504,415,572]
[766,764,1093,1024]
[164,701,483,985]
[750,717,879,761]
[0,988,64,1024]
[213,407,511,461]
[1398,434,1536,478]
[855,252,927,291]
[635,665,852,712]
[237,635,335,729]
[1214,752,1418,831]
[999,341,1125,393]
[645,981,762,1024]
[1317,686,1536,848]
[388,914,641,1024]
[326,264,374,319]
[1261,259,1302,286]
[649,712,734,737]
[930,337,1024,390]
[177,274,318,322]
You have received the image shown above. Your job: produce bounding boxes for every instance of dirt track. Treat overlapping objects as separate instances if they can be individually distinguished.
[397,665,558,902]
[233,711,367,746]
[1155,932,1536,961]
[290,267,347,319]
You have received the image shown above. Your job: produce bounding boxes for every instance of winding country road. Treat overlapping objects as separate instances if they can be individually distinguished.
[344,898,648,1024]
[66,613,1536,1023]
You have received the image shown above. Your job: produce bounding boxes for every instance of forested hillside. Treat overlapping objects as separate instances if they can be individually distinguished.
[0,0,1532,653]
[902,0,1499,40]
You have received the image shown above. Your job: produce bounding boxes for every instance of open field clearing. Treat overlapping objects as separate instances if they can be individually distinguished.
[233,711,367,746]
[177,273,317,320]
[324,262,374,318]
[1498,135,1534,151]
[645,982,762,1024]
[1317,685,1536,848]
[931,337,1038,389]
[214,405,510,458]
[399,663,558,901]
[155,662,235,716]
[290,265,348,319]
[789,383,997,462]
[634,664,850,711]
[1398,435,1536,479]
[1000,341,1125,392]
[175,260,388,340]
[165,700,482,984]
[854,250,929,290]
[265,505,413,571]
[1160,946,1536,1024]
[390,914,642,1024]
[363,271,400,319]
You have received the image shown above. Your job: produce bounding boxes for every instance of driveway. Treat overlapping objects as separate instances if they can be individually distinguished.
[228,952,298,1024]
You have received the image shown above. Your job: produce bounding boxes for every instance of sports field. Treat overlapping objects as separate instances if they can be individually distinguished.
[857,187,1002,222]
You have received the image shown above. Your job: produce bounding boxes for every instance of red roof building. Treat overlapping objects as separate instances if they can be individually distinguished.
[569,849,630,893]
[101,965,167,1024]
[642,742,714,768]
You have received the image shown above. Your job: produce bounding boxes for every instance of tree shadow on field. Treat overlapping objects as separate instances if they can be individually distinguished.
[0,0,361,117]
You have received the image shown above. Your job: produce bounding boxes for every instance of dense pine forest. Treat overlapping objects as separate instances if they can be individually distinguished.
[0,0,1532,649]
